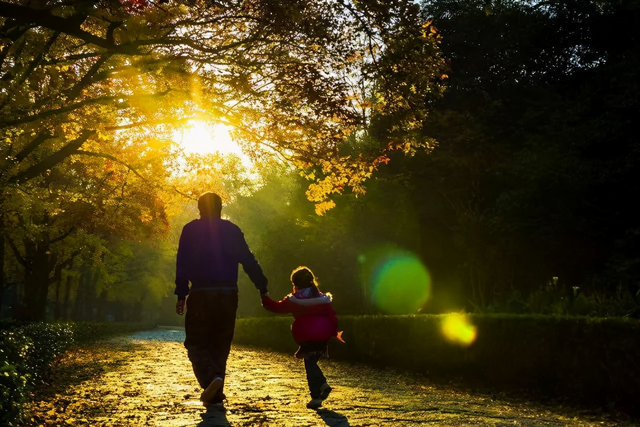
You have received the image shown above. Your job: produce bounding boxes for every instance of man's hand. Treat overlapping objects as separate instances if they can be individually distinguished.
[260,289,269,298]
[176,299,185,316]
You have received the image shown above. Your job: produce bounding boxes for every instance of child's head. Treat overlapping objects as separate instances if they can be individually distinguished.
[290,266,319,295]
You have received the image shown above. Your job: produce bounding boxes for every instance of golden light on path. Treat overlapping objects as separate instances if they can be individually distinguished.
[173,121,247,160]
[441,313,477,346]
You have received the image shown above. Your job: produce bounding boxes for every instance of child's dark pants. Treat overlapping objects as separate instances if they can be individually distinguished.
[300,342,328,398]
[184,288,238,402]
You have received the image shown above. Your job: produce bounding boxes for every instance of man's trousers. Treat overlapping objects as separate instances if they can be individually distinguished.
[184,288,238,402]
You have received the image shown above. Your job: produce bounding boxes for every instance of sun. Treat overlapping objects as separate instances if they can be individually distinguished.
[173,121,246,159]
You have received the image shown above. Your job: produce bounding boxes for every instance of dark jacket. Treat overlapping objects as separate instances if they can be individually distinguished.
[175,217,267,299]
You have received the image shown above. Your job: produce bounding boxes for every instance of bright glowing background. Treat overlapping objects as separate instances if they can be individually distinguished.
[359,244,431,314]
[173,121,252,166]
[441,313,477,346]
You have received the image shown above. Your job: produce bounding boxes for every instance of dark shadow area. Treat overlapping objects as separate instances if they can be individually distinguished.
[197,407,232,427]
[27,341,137,425]
[392,367,634,424]
[297,354,637,425]
[32,341,133,401]
[317,409,350,427]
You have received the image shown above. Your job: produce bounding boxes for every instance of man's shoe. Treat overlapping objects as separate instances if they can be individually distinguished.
[319,383,332,401]
[200,377,223,405]
[306,397,323,410]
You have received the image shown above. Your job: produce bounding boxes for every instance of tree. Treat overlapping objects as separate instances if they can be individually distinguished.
[1,0,446,319]
[201,0,640,316]
[408,0,640,311]
[0,0,445,208]
[3,146,169,320]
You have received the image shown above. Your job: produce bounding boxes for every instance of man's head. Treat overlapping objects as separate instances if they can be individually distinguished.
[198,192,223,218]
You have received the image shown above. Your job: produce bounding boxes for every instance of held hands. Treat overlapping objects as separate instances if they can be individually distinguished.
[176,299,185,316]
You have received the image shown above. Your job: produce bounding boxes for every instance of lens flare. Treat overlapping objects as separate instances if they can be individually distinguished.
[360,244,431,314]
[441,313,477,345]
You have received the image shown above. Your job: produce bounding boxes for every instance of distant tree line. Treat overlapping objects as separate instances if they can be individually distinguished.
[229,0,640,317]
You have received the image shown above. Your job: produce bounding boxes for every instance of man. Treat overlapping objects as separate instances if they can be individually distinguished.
[175,192,268,408]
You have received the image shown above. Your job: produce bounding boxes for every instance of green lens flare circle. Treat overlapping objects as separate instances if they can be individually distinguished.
[371,255,431,314]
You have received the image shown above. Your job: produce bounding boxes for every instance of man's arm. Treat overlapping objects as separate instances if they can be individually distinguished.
[226,224,268,294]
[174,224,191,301]
[240,251,269,295]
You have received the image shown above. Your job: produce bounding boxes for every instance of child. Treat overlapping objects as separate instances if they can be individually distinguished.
[261,266,342,409]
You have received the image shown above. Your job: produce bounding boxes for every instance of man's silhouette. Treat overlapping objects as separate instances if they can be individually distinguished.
[175,192,268,408]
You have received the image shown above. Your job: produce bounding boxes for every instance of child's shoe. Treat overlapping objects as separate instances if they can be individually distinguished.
[319,383,332,401]
[307,383,332,409]
[306,397,323,409]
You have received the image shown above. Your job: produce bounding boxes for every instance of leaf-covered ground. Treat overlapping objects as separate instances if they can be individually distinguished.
[26,329,635,426]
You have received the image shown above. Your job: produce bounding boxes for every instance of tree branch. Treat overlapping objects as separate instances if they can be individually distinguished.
[5,235,26,267]
[72,149,147,181]
[337,0,381,70]
[1,95,119,129]
[73,150,195,200]
[51,226,76,244]
[42,52,102,64]
[0,20,30,71]
[65,53,111,102]
[0,1,141,55]
[106,20,123,46]
[14,131,56,163]
[0,32,26,83]
[9,130,96,183]
[49,249,80,285]
[13,31,60,88]
[103,116,193,131]
[2,89,171,129]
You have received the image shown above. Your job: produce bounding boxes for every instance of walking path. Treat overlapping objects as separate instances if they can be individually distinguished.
[28,329,634,426]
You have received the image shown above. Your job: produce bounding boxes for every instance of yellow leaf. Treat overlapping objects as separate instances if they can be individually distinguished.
[314,200,336,215]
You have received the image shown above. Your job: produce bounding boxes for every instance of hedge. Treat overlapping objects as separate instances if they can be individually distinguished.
[0,321,150,427]
[233,314,640,415]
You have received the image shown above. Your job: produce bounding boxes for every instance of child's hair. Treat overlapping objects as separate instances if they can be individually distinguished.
[291,266,320,297]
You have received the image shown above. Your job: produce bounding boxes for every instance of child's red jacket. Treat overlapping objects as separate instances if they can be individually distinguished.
[261,289,338,343]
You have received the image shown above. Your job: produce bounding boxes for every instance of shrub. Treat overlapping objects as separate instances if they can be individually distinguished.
[0,363,28,427]
[0,321,150,427]
[19,323,74,385]
[234,314,640,416]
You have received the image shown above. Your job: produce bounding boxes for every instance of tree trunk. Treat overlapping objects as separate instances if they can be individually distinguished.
[71,271,85,321]
[0,234,4,310]
[22,241,56,321]
[73,268,93,321]
[61,272,73,320]
[87,269,98,322]
[23,262,51,321]
[54,277,62,320]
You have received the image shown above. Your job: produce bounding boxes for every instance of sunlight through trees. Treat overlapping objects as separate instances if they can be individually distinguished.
[1,0,638,322]
[0,0,445,320]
